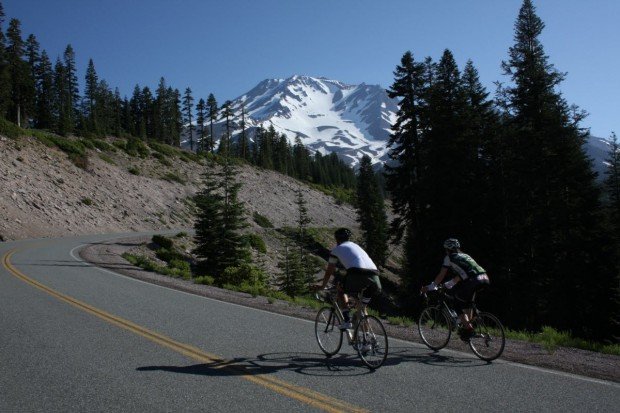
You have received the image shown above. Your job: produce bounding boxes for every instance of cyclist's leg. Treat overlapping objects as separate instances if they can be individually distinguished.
[334,272,352,326]
[454,280,477,330]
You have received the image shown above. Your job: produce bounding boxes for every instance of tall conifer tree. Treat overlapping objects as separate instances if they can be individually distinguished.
[182,87,194,150]
[498,0,614,338]
[207,93,218,153]
[356,155,388,267]
[385,51,429,286]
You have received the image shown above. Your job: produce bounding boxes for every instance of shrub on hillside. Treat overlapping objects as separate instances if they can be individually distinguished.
[125,137,150,158]
[243,233,267,253]
[219,264,267,287]
[0,117,22,139]
[152,234,174,250]
[253,212,274,228]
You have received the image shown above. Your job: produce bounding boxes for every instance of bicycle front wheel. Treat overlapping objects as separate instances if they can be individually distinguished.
[354,315,388,369]
[418,306,452,350]
[315,306,343,357]
[469,312,505,361]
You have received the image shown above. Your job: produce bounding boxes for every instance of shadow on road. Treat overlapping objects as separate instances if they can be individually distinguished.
[136,346,491,379]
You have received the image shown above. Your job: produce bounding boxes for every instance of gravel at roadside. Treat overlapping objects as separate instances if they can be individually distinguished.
[80,236,620,383]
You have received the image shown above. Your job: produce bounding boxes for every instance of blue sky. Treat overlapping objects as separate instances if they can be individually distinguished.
[4,0,618,138]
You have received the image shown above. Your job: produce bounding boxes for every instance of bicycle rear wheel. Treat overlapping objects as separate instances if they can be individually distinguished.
[354,315,388,369]
[315,306,343,357]
[418,306,452,350]
[468,312,505,361]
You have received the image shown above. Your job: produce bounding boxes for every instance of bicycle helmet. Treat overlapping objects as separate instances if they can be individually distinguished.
[334,228,352,244]
[443,238,460,251]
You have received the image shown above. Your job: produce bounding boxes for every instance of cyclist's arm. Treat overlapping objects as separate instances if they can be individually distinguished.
[319,263,336,288]
[421,266,450,293]
[433,266,449,285]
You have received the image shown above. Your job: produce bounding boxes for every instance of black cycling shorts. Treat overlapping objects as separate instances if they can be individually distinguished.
[344,268,382,299]
[452,275,489,312]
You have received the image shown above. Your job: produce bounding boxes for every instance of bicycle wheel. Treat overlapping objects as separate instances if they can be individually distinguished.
[315,306,343,357]
[354,315,388,369]
[468,312,505,361]
[418,306,452,350]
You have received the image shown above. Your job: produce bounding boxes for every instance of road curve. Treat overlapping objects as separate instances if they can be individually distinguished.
[1,233,618,412]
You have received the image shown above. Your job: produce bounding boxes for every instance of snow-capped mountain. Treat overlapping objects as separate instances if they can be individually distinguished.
[184,75,397,167]
[182,74,611,175]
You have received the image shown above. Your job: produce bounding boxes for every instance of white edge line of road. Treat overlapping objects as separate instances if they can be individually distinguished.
[68,243,620,389]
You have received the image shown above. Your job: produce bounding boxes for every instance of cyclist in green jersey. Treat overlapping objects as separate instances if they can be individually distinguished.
[421,238,490,341]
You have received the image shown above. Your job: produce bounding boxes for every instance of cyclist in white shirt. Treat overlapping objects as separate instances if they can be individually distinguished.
[317,228,382,329]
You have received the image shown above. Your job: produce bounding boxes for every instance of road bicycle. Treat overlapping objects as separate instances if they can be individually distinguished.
[419,284,505,361]
[314,287,388,369]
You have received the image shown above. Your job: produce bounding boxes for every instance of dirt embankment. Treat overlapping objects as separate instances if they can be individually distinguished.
[0,134,358,242]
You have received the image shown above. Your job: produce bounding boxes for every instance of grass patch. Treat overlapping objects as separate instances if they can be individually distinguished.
[162,172,186,184]
[122,253,191,279]
[0,117,23,138]
[243,233,267,253]
[99,153,116,165]
[309,183,355,205]
[515,326,620,356]
[128,166,140,175]
[194,275,215,285]
[81,197,93,206]
[149,141,177,157]
[92,139,116,152]
[125,137,150,158]
[153,152,172,166]
[387,316,415,327]
[253,212,274,228]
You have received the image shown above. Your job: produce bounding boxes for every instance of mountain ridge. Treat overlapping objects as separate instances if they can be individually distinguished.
[183,74,611,175]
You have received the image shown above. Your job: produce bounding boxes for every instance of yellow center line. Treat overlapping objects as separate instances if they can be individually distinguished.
[3,249,369,413]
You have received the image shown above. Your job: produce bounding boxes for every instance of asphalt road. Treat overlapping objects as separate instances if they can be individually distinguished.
[1,233,618,412]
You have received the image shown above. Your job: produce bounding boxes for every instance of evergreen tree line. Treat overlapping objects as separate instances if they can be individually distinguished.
[386,0,619,341]
[245,124,357,189]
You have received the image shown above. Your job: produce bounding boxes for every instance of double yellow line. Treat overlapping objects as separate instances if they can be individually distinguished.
[2,249,368,413]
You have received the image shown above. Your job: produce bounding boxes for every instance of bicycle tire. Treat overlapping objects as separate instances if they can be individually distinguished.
[468,312,506,361]
[354,315,388,369]
[315,306,343,357]
[418,306,452,350]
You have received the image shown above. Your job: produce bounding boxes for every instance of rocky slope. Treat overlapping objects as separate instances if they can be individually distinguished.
[0,133,358,242]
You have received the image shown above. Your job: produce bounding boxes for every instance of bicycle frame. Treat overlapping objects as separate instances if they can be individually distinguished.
[317,289,367,345]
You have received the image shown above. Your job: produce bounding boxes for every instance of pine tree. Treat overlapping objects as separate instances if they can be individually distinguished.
[207,93,218,153]
[182,87,194,150]
[239,102,248,160]
[195,98,206,152]
[604,132,620,215]
[219,100,233,156]
[84,59,99,134]
[356,155,388,267]
[278,188,317,296]
[384,50,429,286]
[62,44,79,134]
[498,0,614,339]
[193,159,249,278]
[293,136,310,180]
[52,58,67,134]
[5,19,34,126]
[0,3,11,117]
[34,50,54,129]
